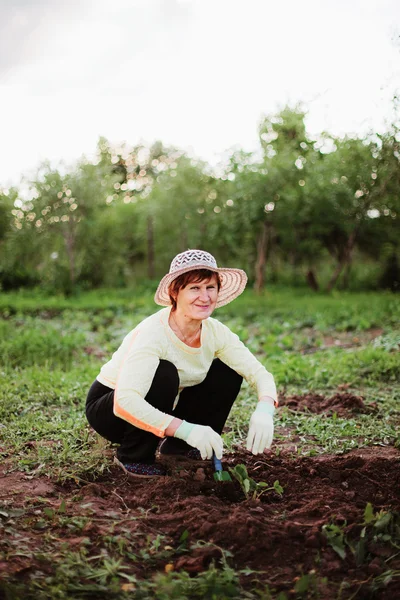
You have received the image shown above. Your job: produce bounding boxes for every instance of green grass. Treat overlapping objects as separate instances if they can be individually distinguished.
[1,286,399,328]
[1,287,399,473]
[0,287,399,598]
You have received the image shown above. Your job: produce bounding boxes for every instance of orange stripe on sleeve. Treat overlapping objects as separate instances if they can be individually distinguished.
[113,328,169,438]
[113,396,167,438]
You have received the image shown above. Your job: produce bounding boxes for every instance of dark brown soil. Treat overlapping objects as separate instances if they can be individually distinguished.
[280,391,377,416]
[1,444,400,599]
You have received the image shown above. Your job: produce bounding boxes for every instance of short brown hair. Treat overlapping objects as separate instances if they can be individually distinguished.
[168,269,221,312]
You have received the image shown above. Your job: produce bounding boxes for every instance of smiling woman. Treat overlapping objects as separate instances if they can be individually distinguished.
[85,250,278,478]
[168,270,221,342]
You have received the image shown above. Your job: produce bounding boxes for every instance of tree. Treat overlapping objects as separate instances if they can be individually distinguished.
[225,106,314,291]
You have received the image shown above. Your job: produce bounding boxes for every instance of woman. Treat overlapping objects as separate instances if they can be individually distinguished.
[86,249,278,478]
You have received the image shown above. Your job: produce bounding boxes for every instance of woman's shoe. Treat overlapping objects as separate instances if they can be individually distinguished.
[114,456,167,478]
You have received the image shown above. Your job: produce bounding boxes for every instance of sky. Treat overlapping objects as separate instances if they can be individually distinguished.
[0,0,399,186]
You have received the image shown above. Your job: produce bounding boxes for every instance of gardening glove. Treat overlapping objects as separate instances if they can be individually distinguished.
[246,402,275,455]
[174,421,223,460]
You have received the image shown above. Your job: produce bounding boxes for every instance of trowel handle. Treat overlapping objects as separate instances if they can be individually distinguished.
[213,453,223,472]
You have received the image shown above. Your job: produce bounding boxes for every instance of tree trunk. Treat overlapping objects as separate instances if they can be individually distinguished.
[62,222,75,292]
[147,215,155,279]
[342,260,352,290]
[326,230,357,292]
[254,221,270,294]
[306,269,319,291]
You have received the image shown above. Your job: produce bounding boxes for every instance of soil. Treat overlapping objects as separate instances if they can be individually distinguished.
[279,391,377,416]
[1,446,399,598]
[302,328,384,354]
[1,394,400,598]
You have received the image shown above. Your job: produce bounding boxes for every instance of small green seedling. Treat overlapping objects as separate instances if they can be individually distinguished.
[229,464,283,500]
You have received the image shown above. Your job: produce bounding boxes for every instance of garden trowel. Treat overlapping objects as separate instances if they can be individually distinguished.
[212,453,232,482]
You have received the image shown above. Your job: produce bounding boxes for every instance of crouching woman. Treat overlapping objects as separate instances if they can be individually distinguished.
[85,249,278,478]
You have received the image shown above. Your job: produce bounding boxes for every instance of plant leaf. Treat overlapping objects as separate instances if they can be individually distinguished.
[179,529,189,542]
[364,502,374,524]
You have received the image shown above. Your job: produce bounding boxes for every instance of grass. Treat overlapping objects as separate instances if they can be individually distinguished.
[1,286,399,472]
[0,286,399,598]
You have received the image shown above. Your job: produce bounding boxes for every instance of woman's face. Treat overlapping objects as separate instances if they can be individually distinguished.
[175,274,219,321]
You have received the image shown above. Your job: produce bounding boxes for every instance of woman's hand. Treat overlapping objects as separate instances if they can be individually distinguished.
[174,420,223,459]
[246,402,275,455]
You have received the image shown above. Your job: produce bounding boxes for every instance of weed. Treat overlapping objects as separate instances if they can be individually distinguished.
[322,522,348,559]
[351,504,400,566]
[292,571,328,597]
[322,504,400,568]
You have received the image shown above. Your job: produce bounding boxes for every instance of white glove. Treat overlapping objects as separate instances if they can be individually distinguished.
[174,421,223,459]
[246,402,275,455]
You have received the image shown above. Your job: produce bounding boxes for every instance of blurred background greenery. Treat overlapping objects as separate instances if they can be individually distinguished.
[1,104,399,295]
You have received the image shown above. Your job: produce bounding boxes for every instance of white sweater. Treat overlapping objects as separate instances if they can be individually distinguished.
[97,307,277,437]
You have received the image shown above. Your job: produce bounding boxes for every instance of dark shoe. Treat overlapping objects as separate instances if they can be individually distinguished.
[159,438,202,461]
[114,456,167,478]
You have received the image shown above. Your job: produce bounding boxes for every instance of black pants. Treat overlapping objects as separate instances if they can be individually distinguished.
[85,359,243,463]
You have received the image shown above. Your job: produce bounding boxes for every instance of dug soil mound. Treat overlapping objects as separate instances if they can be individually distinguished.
[279,391,376,416]
[1,446,399,599]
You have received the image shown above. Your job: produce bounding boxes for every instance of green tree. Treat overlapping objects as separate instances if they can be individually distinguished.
[224,106,314,290]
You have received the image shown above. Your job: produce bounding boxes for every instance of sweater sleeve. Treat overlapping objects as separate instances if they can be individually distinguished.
[113,328,175,437]
[213,320,278,404]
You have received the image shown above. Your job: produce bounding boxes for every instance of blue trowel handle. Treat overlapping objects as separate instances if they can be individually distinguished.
[213,453,223,472]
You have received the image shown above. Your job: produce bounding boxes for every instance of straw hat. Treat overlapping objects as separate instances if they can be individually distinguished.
[154,249,248,308]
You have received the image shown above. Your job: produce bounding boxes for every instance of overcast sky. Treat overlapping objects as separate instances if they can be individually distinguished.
[0,0,399,186]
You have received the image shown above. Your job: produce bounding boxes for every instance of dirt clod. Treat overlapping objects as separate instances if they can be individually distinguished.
[280,391,375,416]
[193,467,206,482]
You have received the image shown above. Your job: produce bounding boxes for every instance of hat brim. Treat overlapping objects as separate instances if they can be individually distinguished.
[154,266,248,308]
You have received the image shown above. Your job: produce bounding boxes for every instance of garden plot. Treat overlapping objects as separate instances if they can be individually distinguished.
[1,437,400,599]
[0,289,399,599]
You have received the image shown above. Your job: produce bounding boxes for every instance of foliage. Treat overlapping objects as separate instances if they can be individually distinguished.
[322,522,348,559]
[322,504,400,567]
[229,464,283,499]
[1,104,399,293]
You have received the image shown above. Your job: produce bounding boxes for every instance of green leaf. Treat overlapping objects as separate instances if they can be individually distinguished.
[322,524,347,560]
[374,511,392,531]
[179,529,189,542]
[273,480,284,495]
[235,464,249,480]
[354,538,366,566]
[33,519,47,530]
[364,502,374,524]
[330,539,347,560]
[294,574,310,593]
